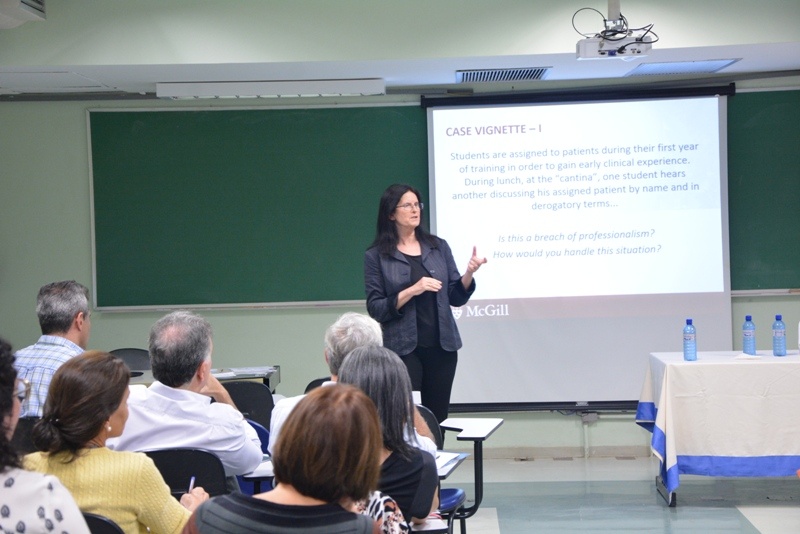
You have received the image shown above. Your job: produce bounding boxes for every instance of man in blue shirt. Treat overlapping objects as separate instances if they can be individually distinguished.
[14,280,92,417]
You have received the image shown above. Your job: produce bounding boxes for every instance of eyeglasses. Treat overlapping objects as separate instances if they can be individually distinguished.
[15,378,31,403]
[396,202,423,211]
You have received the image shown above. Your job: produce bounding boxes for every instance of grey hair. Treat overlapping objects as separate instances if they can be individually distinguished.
[323,312,382,376]
[338,345,415,459]
[36,281,90,335]
[149,310,213,387]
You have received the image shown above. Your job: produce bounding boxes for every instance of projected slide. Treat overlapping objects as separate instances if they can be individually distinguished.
[427,95,732,406]
[430,97,724,300]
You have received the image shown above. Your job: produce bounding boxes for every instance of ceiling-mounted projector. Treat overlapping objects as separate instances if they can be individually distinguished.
[572,0,657,60]
[577,33,653,60]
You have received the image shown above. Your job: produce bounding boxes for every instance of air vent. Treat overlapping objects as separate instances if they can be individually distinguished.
[22,0,45,14]
[456,67,550,83]
[0,0,46,29]
[625,59,739,77]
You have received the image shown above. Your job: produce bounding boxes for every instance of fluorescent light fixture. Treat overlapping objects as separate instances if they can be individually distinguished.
[156,79,386,99]
[625,59,740,76]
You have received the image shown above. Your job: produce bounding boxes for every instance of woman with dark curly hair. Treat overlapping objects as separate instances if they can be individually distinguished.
[0,337,89,534]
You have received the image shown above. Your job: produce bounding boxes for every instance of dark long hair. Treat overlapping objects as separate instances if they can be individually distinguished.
[338,346,416,460]
[0,338,21,470]
[32,351,130,462]
[369,183,438,255]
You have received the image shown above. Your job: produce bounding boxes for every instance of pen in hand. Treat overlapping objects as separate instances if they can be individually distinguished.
[188,476,196,492]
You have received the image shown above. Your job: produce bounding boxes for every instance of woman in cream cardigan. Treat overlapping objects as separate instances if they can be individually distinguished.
[25,351,209,534]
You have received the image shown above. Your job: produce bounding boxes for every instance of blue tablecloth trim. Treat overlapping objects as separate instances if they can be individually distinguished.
[660,455,800,494]
[651,425,666,461]
[664,463,680,493]
[635,402,656,432]
[677,455,800,479]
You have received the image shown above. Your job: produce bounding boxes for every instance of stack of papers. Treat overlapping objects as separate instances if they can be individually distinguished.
[244,459,274,478]
[230,366,275,374]
[434,451,462,469]
[211,370,237,378]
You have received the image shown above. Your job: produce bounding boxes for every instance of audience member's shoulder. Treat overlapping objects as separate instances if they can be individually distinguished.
[273,393,306,412]
[126,384,149,401]
[22,451,47,471]
[397,447,435,472]
[3,465,54,488]
[97,447,154,469]
[206,398,248,421]
[419,447,437,469]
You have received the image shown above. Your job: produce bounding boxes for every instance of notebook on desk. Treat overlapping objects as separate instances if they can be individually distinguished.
[435,451,462,470]
[244,458,273,478]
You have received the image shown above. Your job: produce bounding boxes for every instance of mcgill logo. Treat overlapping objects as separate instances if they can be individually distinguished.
[451,304,510,319]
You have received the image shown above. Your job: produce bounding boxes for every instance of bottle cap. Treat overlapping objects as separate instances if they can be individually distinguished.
[745,315,752,321]
[776,314,782,321]
[686,318,693,325]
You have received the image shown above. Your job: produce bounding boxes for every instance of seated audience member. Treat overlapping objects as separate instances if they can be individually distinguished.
[269,312,382,453]
[25,351,208,534]
[269,312,435,456]
[0,337,90,534]
[356,490,410,534]
[338,347,439,524]
[107,311,261,484]
[182,384,383,534]
[14,281,92,417]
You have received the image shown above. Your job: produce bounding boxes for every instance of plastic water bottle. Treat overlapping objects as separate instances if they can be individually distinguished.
[742,315,756,355]
[772,314,786,356]
[683,319,697,361]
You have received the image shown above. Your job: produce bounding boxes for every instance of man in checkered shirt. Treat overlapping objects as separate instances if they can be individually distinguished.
[14,280,92,417]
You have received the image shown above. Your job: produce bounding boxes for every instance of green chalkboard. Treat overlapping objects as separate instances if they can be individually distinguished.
[90,106,428,308]
[728,90,800,290]
[90,91,800,307]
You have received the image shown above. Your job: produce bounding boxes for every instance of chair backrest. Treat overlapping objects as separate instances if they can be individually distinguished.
[222,380,274,429]
[110,348,151,370]
[304,377,329,394]
[10,416,40,454]
[416,404,444,450]
[246,418,270,454]
[238,419,272,496]
[144,448,228,498]
[83,512,125,534]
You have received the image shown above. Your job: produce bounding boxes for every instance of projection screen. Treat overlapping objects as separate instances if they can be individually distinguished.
[425,91,733,409]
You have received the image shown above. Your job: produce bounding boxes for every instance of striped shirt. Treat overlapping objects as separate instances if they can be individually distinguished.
[14,335,83,417]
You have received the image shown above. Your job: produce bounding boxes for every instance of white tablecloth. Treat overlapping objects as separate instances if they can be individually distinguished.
[636,350,800,493]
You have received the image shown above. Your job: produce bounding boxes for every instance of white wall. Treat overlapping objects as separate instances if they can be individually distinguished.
[1,0,799,66]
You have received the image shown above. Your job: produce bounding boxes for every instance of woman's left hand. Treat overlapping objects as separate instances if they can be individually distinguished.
[466,246,487,274]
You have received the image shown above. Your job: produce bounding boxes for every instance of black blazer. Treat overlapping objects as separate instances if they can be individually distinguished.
[364,237,475,355]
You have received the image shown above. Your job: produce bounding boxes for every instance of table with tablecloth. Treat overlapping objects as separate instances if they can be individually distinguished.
[636,350,800,501]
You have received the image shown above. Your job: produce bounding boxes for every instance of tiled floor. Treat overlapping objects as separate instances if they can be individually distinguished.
[442,457,800,533]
